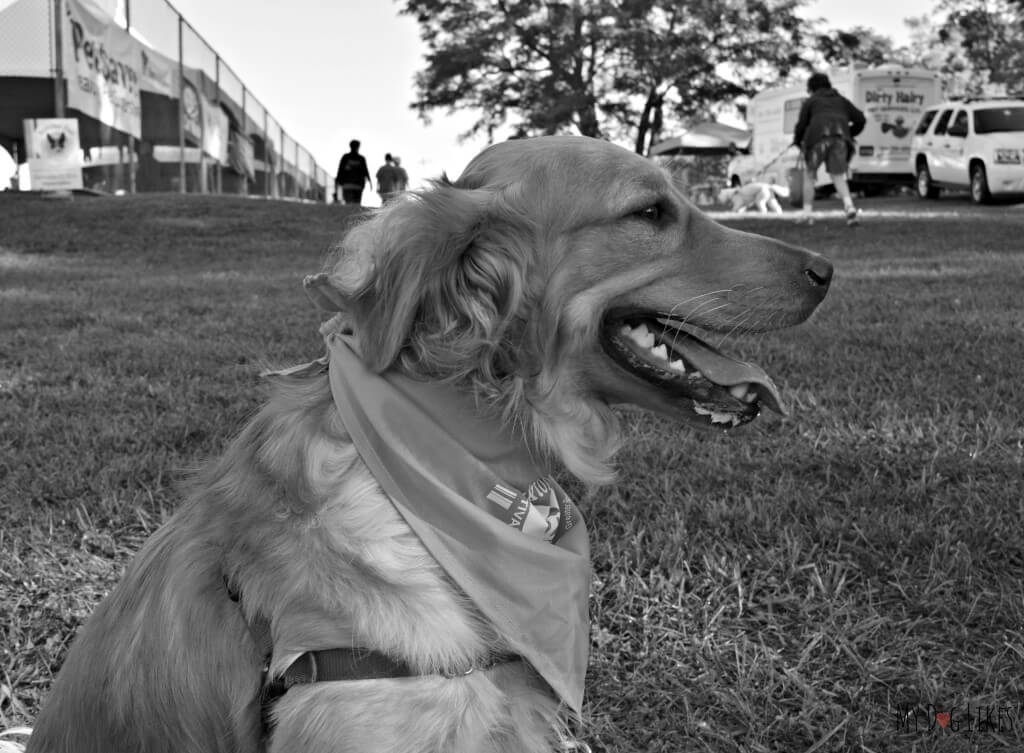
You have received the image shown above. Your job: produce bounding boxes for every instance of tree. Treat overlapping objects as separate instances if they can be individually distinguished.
[400,1,611,142]
[400,0,808,154]
[604,0,807,154]
[903,14,991,95]
[897,0,1024,96]
[938,0,1024,92]
[813,26,896,67]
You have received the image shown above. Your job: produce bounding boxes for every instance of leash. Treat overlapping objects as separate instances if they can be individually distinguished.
[224,575,518,737]
[755,144,797,179]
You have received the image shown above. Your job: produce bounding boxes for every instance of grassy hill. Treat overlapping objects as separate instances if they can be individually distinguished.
[2,192,1022,751]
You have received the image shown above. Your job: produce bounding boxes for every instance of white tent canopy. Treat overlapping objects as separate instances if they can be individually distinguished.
[649,121,752,157]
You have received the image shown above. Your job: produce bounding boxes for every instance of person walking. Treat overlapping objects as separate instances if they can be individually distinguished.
[335,139,372,206]
[376,153,400,205]
[392,155,409,194]
[792,72,866,226]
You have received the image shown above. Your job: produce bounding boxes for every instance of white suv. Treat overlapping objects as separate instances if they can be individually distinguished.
[911,98,1024,203]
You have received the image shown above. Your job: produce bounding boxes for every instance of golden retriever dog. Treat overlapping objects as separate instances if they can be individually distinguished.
[720,181,791,214]
[27,135,832,753]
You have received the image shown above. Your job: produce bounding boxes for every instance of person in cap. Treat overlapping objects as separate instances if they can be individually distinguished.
[793,72,867,225]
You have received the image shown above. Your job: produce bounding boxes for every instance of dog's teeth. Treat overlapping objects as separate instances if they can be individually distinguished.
[695,402,742,425]
[620,324,632,337]
[728,383,749,399]
[627,324,655,348]
[669,359,686,373]
[650,344,668,361]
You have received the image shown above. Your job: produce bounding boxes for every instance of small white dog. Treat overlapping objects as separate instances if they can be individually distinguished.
[720,182,790,214]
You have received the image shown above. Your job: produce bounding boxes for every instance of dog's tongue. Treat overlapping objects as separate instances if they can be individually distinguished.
[657,320,787,415]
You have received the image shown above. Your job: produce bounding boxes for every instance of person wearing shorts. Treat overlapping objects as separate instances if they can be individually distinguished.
[792,72,866,225]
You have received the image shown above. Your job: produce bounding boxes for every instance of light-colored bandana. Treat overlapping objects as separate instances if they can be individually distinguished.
[292,328,592,713]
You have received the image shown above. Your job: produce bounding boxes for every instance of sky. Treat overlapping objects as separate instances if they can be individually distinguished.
[3,0,937,198]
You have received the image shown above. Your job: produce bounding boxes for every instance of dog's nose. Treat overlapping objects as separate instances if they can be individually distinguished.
[803,254,833,290]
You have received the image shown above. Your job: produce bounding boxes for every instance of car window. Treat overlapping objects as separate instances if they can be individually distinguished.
[947,110,969,137]
[915,110,939,135]
[932,109,954,136]
[974,106,1024,133]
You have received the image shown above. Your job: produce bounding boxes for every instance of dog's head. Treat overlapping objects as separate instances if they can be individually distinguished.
[312,136,831,482]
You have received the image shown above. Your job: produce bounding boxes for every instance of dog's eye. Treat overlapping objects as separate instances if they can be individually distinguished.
[635,204,662,222]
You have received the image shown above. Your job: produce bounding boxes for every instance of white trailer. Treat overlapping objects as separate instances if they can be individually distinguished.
[727,65,942,196]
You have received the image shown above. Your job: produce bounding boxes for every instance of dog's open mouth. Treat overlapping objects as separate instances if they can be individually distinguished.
[600,313,787,427]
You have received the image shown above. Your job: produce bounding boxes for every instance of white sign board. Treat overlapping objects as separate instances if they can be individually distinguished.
[23,118,85,191]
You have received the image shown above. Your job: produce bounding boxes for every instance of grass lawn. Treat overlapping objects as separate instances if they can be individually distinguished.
[1,192,1023,752]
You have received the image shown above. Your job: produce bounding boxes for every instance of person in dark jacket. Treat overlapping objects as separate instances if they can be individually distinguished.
[335,140,372,205]
[792,72,867,225]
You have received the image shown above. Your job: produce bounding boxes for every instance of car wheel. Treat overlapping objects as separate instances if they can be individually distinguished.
[970,163,991,205]
[916,164,939,199]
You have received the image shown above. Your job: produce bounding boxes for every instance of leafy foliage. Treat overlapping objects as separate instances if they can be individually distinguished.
[813,26,896,67]
[400,1,612,140]
[400,0,807,153]
[938,0,1024,93]
[898,0,1024,97]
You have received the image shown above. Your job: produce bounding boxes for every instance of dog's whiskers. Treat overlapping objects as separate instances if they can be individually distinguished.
[665,300,732,354]
[655,292,729,338]
[712,302,764,350]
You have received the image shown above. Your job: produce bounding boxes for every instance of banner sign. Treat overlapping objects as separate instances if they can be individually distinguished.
[23,118,85,191]
[181,78,202,143]
[180,75,229,162]
[139,45,177,97]
[229,131,254,178]
[202,94,229,163]
[63,0,142,138]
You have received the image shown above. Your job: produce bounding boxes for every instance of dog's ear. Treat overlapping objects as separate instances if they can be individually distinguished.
[329,181,534,383]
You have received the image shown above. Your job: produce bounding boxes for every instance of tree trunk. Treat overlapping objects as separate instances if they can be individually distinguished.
[634,89,661,155]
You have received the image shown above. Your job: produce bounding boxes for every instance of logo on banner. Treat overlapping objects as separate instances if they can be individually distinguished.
[45,131,69,154]
[23,118,84,191]
[182,81,202,142]
[63,0,142,138]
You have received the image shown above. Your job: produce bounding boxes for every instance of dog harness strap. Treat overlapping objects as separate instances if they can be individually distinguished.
[260,649,415,715]
[227,575,518,737]
[267,648,518,689]
[228,578,419,685]
[294,648,415,682]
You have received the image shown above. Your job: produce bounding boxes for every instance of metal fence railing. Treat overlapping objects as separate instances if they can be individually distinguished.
[0,0,327,200]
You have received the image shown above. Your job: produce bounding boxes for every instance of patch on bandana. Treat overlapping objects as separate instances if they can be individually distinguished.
[486,476,577,543]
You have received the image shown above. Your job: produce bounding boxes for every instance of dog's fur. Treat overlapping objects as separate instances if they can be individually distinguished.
[28,136,831,753]
[720,181,791,214]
